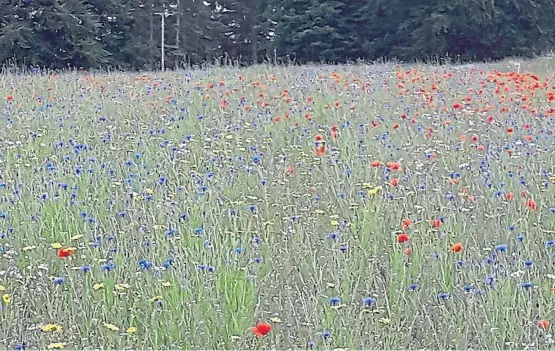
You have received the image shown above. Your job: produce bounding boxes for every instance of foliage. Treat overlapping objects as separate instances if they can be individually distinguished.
[1,0,555,68]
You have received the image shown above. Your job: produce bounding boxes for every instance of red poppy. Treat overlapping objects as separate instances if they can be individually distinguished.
[526,198,537,211]
[430,219,441,228]
[370,160,382,168]
[390,178,399,187]
[403,247,412,255]
[315,145,327,156]
[401,218,412,230]
[314,135,323,142]
[506,127,514,135]
[451,242,463,253]
[397,233,410,243]
[252,322,272,337]
[505,192,514,201]
[538,320,550,330]
[57,247,75,258]
[386,162,402,172]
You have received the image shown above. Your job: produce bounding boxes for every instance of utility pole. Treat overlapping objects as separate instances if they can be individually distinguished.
[154,9,174,71]
[175,0,180,68]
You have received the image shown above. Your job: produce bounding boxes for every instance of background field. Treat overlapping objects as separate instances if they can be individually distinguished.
[2,58,555,350]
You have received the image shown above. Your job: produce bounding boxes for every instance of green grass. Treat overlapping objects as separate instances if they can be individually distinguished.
[1,58,555,349]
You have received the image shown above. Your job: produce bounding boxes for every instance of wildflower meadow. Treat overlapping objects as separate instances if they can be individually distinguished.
[2,59,555,350]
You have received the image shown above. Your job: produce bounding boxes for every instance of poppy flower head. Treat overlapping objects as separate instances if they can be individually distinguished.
[57,247,75,258]
[252,322,272,337]
[386,162,402,172]
[526,198,537,211]
[538,319,550,330]
[315,145,327,156]
[397,233,410,243]
[451,242,463,253]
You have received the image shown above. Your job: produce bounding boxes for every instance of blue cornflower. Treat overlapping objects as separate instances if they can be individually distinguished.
[79,265,92,273]
[495,244,508,252]
[193,227,204,235]
[328,297,341,306]
[519,282,533,289]
[408,284,419,291]
[523,260,534,268]
[362,296,376,307]
[138,259,153,270]
[52,277,65,285]
[101,261,115,272]
[437,292,450,300]
[321,330,331,339]
[463,285,473,292]
[484,276,496,286]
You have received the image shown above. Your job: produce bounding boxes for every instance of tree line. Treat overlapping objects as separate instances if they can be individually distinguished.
[1,0,555,70]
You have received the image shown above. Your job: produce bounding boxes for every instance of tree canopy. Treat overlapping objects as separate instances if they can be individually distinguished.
[1,0,554,70]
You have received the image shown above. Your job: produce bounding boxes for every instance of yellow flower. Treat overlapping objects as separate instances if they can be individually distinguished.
[47,342,66,349]
[330,220,339,226]
[145,188,153,195]
[92,283,104,291]
[2,293,11,304]
[70,234,84,241]
[114,283,131,291]
[269,317,282,323]
[161,281,172,287]
[126,326,137,334]
[378,317,391,325]
[40,324,62,332]
[368,186,382,196]
[150,295,162,303]
[102,322,119,331]
[50,243,63,249]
